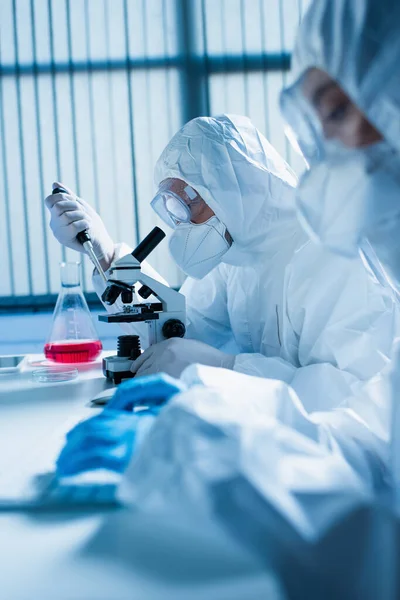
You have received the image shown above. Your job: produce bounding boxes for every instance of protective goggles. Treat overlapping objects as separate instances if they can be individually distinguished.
[280,75,326,164]
[150,179,204,228]
[281,76,400,176]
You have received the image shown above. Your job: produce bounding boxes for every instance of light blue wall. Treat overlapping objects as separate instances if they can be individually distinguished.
[1,0,311,354]
[1,0,309,307]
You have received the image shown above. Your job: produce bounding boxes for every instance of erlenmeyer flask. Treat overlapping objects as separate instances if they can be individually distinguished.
[44,262,102,363]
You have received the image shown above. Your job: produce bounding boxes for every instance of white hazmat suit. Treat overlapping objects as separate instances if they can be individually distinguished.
[94,114,305,358]
[117,3,400,597]
[95,114,396,413]
[281,0,400,501]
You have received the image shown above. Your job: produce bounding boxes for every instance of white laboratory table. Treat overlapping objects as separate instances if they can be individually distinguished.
[0,354,282,600]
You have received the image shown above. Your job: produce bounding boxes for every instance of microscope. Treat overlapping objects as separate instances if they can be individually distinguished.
[99,227,186,384]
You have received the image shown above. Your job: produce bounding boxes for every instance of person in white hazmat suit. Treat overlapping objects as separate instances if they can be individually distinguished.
[111,0,400,596]
[278,0,400,499]
[49,0,400,597]
[46,114,396,415]
[52,107,399,596]
[114,1,400,595]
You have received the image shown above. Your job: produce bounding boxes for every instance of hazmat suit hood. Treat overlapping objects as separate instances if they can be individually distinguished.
[154,114,300,266]
[284,0,400,154]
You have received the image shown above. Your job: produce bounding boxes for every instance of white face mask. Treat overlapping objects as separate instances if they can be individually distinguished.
[296,141,400,258]
[168,216,232,279]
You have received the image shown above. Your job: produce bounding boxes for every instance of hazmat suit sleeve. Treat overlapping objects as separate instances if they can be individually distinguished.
[232,243,398,414]
[92,243,169,345]
[181,264,240,353]
[119,363,390,547]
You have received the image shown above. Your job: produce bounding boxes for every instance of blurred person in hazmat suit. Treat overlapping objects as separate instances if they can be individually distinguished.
[279,0,400,499]
[108,0,400,596]
[117,1,400,595]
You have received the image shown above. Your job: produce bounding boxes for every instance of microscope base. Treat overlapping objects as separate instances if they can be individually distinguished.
[102,356,135,385]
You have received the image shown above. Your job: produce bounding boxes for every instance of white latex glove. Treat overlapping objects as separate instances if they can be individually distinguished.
[45,181,115,269]
[131,338,236,379]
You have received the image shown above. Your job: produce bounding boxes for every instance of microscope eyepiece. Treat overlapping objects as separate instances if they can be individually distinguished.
[131,226,165,263]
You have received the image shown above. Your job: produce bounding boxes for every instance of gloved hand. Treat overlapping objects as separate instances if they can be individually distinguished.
[56,410,155,477]
[108,373,187,411]
[56,375,185,477]
[45,181,115,269]
[131,338,236,378]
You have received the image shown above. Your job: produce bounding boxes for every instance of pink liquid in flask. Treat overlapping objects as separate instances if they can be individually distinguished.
[44,339,103,364]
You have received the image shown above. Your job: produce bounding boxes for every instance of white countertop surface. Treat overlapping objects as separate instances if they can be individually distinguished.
[0,355,282,600]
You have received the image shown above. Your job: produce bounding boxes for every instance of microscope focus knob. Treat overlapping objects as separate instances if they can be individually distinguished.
[162,319,186,339]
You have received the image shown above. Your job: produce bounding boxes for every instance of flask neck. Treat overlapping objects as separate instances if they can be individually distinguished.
[60,262,81,288]
[61,283,81,291]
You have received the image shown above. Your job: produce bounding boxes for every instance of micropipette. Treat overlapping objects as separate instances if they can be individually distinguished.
[52,186,108,284]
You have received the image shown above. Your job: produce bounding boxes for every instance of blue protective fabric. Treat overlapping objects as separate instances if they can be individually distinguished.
[108,373,187,412]
[56,375,185,477]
